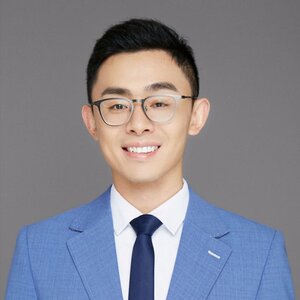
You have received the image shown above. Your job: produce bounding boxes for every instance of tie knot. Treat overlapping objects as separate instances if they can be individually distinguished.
[130,214,162,236]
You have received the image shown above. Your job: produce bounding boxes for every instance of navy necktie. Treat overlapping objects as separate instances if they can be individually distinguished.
[129,214,162,300]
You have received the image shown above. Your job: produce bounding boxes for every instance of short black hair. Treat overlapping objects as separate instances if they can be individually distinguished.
[86,18,199,103]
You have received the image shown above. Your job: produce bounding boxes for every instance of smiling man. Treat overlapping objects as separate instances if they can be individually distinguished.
[6,19,294,299]
[83,50,206,214]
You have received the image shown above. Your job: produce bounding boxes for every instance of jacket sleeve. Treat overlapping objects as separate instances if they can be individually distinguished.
[255,230,295,300]
[5,226,38,299]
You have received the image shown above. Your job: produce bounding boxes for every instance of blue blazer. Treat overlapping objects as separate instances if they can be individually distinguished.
[6,187,295,299]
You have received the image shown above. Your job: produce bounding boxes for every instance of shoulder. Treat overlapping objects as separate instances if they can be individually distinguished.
[218,204,276,235]
[209,200,294,298]
[187,189,295,298]
[217,204,283,250]
[189,188,281,246]
[20,188,110,243]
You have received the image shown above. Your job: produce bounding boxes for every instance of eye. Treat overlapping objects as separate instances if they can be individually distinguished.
[109,103,128,110]
[152,102,168,108]
[147,98,171,109]
[103,99,130,111]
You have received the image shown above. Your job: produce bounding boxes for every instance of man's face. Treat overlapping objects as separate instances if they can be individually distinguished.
[82,50,209,187]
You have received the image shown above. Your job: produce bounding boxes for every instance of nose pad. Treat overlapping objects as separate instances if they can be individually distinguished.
[126,103,154,134]
[131,103,148,119]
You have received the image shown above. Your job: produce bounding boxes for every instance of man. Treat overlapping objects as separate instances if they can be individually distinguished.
[5,18,294,299]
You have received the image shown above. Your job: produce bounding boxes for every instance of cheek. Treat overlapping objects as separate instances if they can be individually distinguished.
[96,128,119,162]
[163,121,190,156]
[175,120,191,150]
[168,113,191,143]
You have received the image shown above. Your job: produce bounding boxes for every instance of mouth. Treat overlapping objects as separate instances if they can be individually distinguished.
[123,145,160,154]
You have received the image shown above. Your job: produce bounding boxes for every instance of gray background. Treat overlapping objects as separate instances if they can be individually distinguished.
[0,0,299,298]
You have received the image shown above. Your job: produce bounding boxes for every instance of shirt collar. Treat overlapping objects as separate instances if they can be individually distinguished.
[110,179,189,236]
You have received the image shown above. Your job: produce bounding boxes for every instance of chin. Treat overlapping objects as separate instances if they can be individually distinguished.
[118,170,164,185]
[127,175,160,184]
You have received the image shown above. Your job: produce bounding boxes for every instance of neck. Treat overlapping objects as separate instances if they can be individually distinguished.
[112,175,184,213]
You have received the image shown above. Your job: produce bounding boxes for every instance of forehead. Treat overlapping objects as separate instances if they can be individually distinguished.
[92,50,191,99]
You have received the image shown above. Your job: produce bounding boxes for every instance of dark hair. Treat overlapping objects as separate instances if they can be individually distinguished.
[86,18,199,103]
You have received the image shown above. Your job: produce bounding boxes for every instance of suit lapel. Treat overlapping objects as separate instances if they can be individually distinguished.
[66,186,232,299]
[167,188,232,300]
[67,187,123,300]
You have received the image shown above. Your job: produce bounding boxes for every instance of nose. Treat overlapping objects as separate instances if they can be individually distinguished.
[125,103,154,135]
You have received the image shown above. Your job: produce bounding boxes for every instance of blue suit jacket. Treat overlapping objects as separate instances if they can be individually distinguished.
[6,187,295,299]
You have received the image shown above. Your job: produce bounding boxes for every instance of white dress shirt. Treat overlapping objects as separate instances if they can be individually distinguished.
[110,180,189,300]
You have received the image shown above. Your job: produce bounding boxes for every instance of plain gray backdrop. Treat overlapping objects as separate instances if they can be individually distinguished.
[0,0,299,298]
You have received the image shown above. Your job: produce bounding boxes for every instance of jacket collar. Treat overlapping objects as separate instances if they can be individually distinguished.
[186,188,230,238]
[67,186,123,300]
[69,186,229,238]
[68,186,112,233]
[166,188,232,299]
[67,186,232,300]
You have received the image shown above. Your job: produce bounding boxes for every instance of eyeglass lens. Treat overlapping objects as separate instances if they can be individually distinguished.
[100,95,176,125]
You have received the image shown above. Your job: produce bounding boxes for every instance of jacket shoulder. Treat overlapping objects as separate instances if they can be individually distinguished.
[189,188,278,238]
[24,191,107,241]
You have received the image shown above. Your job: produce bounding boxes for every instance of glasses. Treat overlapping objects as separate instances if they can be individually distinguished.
[91,94,197,126]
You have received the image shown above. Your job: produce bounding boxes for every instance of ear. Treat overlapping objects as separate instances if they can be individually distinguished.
[81,104,99,141]
[188,98,210,136]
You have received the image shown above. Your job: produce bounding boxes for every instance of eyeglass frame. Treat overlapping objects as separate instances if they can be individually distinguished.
[90,94,198,126]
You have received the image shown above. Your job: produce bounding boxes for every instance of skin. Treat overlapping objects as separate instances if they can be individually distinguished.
[82,50,210,213]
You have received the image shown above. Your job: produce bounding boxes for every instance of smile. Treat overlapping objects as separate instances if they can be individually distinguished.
[125,146,159,153]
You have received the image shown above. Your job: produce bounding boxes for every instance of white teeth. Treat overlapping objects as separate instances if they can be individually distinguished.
[127,146,158,153]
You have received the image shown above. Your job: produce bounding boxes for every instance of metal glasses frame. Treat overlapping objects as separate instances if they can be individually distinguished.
[90,94,197,126]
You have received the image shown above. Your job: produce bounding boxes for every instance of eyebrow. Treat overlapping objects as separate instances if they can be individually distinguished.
[100,81,179,98]
[144,81,179,93]
[100,87,131,97]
